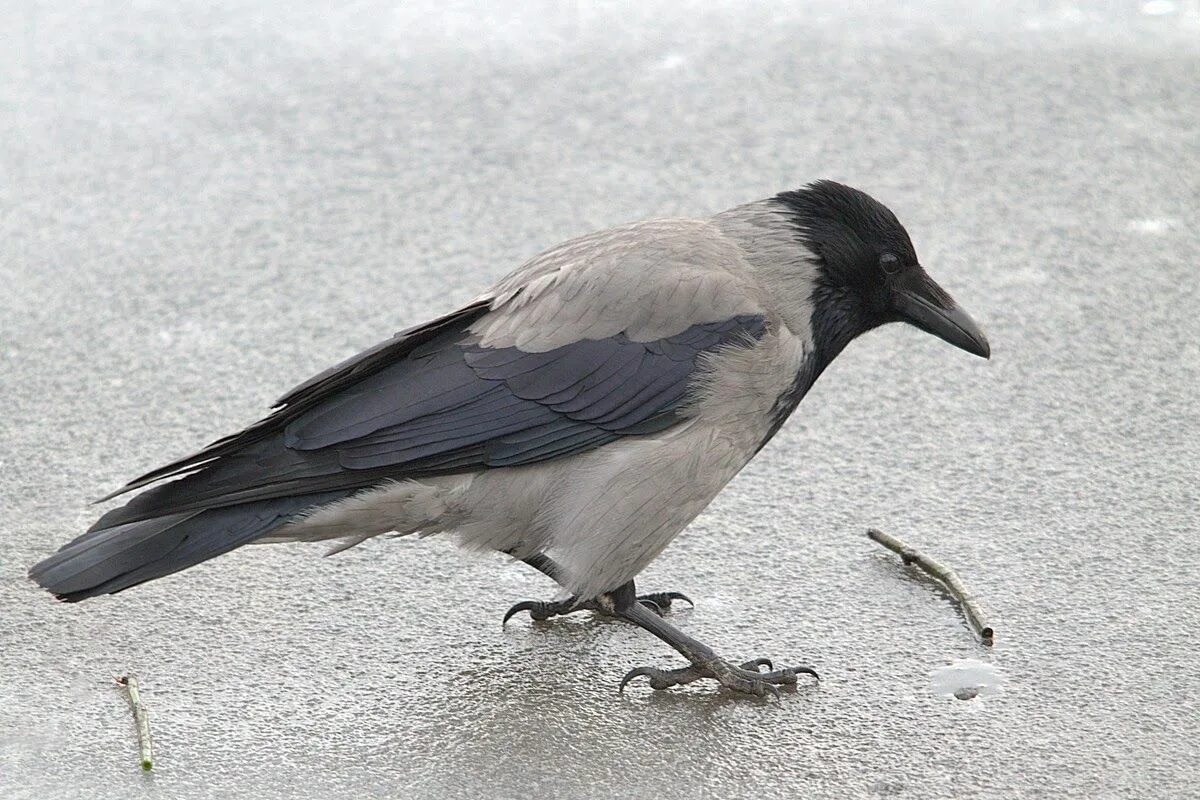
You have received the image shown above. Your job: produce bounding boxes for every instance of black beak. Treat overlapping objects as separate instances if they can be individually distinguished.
[891,271,990,359]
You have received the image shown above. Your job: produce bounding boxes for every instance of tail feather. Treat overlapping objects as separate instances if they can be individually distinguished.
[29,492,348,602]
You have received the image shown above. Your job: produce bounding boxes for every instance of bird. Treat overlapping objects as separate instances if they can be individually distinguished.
[29,180,989,697]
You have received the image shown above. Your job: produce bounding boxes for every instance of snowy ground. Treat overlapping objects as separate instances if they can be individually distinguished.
[2,1,1198,798]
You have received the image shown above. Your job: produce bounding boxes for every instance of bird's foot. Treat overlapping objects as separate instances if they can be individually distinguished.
[503,591,693,625]
[635,591,693,613]
[502,597,577,624]
[619,656,819,697]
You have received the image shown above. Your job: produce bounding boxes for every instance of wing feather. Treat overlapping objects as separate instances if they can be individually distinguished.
[91,218,773,529]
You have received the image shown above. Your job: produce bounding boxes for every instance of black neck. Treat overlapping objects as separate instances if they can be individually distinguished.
[809,282,876,374]
[755,282,876,453]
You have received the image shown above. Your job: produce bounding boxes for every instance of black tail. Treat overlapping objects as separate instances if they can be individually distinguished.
[29,492,347,602]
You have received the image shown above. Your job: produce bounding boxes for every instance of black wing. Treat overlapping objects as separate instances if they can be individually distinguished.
[99,300,493,499]
[92,310,768,530]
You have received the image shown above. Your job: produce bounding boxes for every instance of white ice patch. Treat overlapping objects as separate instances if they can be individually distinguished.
[654,53,687,71]
[930,658,1005,701]
[1141,0,1176,16]
[1127,218,1176,234]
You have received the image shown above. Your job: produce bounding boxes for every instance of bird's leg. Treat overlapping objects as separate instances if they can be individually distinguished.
[501,552,692,625]
[609,581,819,697]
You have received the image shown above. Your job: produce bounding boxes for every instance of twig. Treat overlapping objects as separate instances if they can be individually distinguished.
[115,674,154,770]
[867,528,994,645]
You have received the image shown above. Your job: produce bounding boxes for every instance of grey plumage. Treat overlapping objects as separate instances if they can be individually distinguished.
[30,181,989,695]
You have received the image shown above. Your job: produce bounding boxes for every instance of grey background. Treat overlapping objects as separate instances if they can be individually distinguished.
[2,1,1198,798]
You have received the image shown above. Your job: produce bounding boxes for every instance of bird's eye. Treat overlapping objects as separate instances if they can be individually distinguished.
[879,253,901,275]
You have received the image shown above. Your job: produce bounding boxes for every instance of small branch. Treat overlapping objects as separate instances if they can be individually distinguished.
[115,674,154,770]
[867,528,994,645]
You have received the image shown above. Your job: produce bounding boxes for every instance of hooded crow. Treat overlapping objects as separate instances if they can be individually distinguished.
[30,180,989,696]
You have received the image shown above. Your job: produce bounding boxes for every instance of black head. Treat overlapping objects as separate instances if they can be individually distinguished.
[776,180,989,359]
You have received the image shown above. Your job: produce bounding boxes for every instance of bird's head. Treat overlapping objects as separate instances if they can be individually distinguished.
[775,180,990,360]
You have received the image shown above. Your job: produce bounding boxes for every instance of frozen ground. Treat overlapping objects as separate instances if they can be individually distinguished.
[1,1,1198,798]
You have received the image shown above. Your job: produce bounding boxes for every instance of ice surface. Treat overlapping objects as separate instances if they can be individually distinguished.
[1,1,1198,798]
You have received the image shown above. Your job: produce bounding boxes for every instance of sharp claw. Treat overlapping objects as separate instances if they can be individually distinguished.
[736,676,781,698]
[619,666,657,693]
[793,664,820,681]
[667,591,694,608]
[753,681,782,700]
[638,599,665,616]
[741,658,773,672]
[502,601,537,626]
[637,591,694,610]
[503,600,559,625]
